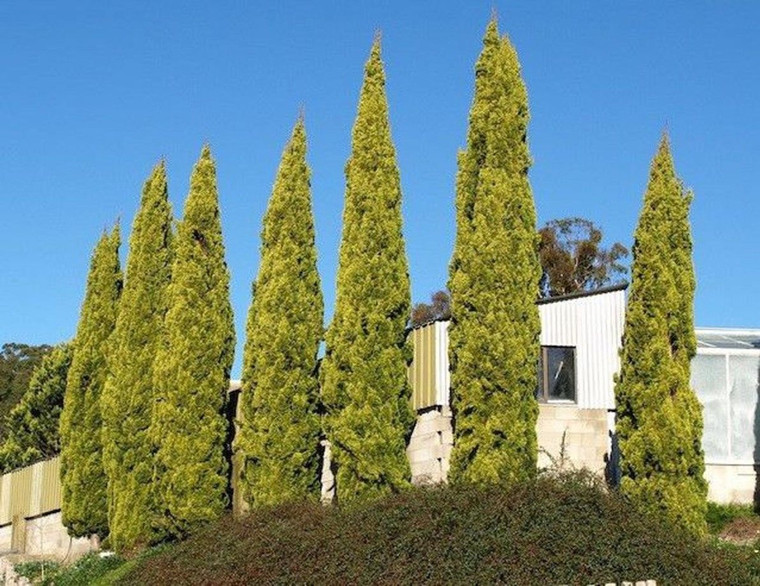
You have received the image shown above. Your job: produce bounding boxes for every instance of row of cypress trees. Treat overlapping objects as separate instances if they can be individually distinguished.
[57,15,707,551]
[61,151,235,550]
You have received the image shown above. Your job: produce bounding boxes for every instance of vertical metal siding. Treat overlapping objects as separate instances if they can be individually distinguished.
[538,289,625,409]
[409,324,438,410]
[435,321,450,406]
[408,289,625,411]
[0,457,62,526]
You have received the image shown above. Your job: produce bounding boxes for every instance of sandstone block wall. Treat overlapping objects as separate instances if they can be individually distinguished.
[536,404,609,474]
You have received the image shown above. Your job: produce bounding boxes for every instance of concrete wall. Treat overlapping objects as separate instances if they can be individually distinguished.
[406,407,453,485]
[0,512,94,560]
[22,512,95,558]
[0,525,11,553]
[320,403,610,498]
[705,464,758,504]
[536,404,609,474]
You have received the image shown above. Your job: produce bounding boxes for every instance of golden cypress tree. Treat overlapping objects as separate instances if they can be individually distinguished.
[60,224,122,539]
[152,146,235,540]
[448,18,542,485]
[320,38,415,503]
[101,162,173,551]
[236,119,323,507]
[615,134,707,535]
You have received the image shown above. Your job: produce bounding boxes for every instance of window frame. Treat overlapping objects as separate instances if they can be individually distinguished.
[537,345,577,404]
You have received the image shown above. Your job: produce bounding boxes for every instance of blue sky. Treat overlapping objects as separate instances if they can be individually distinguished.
[1,2,758,376]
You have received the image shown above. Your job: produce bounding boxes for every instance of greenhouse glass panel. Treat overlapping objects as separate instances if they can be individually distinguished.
[728,355,760,463]
[691,354,729,462]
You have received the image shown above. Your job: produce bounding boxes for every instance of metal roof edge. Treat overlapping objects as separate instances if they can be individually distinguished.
[536,282,629,305]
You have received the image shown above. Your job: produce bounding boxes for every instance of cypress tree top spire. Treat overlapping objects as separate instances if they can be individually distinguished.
[237,116,323,508]
[320,36,414,503]
[615,132,706,536]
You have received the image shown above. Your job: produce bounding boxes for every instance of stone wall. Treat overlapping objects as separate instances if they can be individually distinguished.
[536,404,609,474]
[320,403,610,497]
[406,407,453,485]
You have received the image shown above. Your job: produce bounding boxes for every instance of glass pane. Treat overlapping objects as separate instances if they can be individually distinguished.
[728,355,760,463]
[691,354,729,462]
[547,347,575,401]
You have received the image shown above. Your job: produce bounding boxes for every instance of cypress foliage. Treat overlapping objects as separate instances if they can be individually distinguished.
[152,146,235,539]
[0,344,72,473]
[447,19,542,485]
[237,119,323,507]
[614,134,707,535]
[101,162,173,551]
[320,38,415,503]
[60,225,122,539]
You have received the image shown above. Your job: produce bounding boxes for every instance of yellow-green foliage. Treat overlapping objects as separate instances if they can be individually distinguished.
[614,134,707,535]
[152,146,235,540]
[0,344,72,473]
[101,162,173,551]
[447,19,542,485]
[320,38,415,503]
[60,225,122,539]
[236,119,323,507]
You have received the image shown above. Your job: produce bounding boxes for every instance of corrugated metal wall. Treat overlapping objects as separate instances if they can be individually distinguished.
[538,289,625,409]
[0,457,61,526]
[408,288,626,411]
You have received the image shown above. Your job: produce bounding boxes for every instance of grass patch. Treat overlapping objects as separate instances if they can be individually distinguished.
[112,472,760,586]
[707,501,757,535]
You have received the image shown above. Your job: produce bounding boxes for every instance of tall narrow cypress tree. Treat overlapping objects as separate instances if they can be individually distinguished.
[60,224,122,539]
[320,38,414,503]
[237,119,323,507]
[447,19,542,485]
[614,134,706,535]
[152,146,235,540]
[101,162,173,551]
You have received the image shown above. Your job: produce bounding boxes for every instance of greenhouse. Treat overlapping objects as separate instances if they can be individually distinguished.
[692,328,760,503]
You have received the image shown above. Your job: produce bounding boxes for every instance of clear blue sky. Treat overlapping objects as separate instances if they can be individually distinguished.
[1,2,758,376]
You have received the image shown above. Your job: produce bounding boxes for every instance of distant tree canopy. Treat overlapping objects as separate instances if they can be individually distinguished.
[0,343,53,444]
[538,217,628,298]
[0,343,72,473]
[410,290,451,328]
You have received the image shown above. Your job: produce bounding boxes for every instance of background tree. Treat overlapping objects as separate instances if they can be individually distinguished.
[447,18,542,485]
[0,343,72,473]
[101,162,173,551]
[60,224,122,539]
[410,290,451,328]
[0,343,52,443]
[320,38,415,503]
[152,146,235,540]
[614,134,707,535]
[538,217,628,298]
[237,119,323,507]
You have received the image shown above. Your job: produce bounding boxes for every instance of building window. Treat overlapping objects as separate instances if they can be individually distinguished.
[537,346,576,403]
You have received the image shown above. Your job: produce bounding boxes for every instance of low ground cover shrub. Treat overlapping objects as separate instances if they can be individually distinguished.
[116,472,759,585]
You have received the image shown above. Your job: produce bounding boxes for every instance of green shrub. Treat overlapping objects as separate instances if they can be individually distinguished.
[13,560,61,583]
[116,472,758,585]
